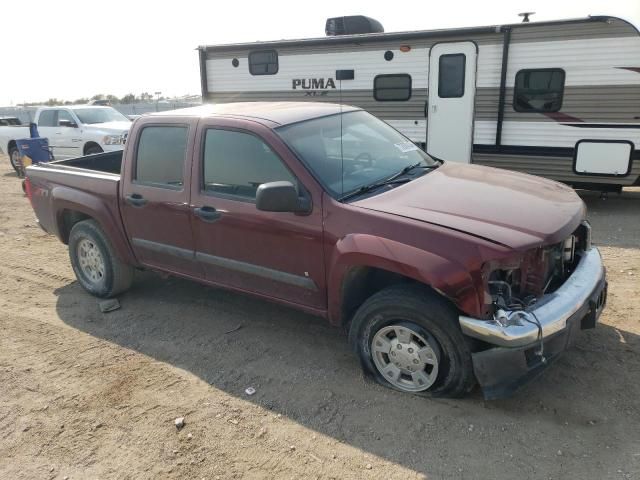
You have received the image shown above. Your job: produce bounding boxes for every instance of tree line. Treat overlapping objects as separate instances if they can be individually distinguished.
[20,93,168,107]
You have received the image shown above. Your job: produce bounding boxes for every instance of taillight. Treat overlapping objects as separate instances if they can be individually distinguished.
[24,177,34,206]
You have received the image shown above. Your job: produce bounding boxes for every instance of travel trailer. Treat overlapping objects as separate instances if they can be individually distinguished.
[198,15,640,191]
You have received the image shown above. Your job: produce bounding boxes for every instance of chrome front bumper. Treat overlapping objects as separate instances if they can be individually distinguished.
[459,248,606,348]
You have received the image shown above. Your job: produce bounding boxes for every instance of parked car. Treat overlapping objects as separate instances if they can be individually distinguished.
[0,105,131,174]
[24,102,607,399]
[0,116,22,126]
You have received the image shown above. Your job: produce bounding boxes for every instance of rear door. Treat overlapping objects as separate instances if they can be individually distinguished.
[190,117,326,309]
[426,42,477,163]
[36,110,60,156]
[120,117,203,278]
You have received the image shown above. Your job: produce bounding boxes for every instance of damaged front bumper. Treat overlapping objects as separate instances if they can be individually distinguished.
[459,247,607,399]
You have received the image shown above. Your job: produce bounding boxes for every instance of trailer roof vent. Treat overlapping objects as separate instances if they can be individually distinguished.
[325,16,384,36]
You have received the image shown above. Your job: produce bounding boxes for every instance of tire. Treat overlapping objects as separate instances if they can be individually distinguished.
[68,219,133,298]
[85,145,103,155]
[348,284,476,398]
[9,146,22,176]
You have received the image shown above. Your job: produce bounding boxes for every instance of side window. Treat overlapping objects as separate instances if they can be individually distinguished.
[135,126,188,188]
[438,54,466,98]
[513,69,565,112]
[57,110,75,126]
[203,129,296,199]
[373,74,412,101]
[249,50,278,75]
[38,110,56,127]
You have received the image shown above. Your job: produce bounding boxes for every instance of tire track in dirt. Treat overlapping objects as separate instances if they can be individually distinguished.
[0,263,75,293]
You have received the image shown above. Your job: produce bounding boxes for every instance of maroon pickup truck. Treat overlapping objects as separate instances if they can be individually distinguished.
[25,102,607,399]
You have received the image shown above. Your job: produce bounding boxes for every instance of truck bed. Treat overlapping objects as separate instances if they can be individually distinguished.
[25,151,123,244]
[55,150,123,175]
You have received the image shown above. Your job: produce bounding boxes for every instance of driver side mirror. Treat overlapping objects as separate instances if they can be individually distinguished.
[256,181,311,214]
[59,119,78,128]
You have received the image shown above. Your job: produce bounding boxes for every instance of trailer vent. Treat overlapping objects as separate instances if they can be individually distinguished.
[325,16,384,36]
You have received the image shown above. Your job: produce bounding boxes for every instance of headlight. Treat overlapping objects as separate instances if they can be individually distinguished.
[103,134,123,145]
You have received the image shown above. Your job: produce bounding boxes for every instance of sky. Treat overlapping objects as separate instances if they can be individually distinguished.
[1,0,638,106]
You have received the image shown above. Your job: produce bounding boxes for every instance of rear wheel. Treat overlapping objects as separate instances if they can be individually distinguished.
[9,146,22,176]
[69,219,133,298]
[349,284,476,398]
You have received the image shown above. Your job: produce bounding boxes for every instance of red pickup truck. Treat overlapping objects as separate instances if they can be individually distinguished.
[25,102,607,399]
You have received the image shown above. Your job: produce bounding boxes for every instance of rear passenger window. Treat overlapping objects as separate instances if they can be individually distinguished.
[374,74,412,101]
[438,54,466,98]
[203,129,296,199]
[38,110,56,127]
[249,50,278,75]
[135,126,188,188]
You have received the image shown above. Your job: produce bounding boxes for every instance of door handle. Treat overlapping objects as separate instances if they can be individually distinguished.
[194,206,222,222]
[432,104,438,113]
[125,193,148,207]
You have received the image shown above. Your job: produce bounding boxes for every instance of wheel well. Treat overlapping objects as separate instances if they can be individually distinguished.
[59,209,92,244]
[340,266,418,326]
[83,142,101,155]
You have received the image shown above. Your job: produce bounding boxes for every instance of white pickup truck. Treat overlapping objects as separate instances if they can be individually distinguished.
[0,105,131,173]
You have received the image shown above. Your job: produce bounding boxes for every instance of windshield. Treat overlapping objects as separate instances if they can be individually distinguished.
[276,110,436,198]
[74,108,130,125]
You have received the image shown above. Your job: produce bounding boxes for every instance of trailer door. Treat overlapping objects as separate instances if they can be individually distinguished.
[427,42,477,163]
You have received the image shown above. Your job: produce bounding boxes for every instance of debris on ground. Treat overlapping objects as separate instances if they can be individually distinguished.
[174,417,185,430]
[245,387,256,396]
[98,298,120,313]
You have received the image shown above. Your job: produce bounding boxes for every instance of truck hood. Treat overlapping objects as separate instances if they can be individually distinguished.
[83,121,131,133]
[353,163,585,250]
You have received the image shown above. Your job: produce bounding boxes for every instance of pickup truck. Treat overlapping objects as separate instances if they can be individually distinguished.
[24,102,607,399]
[0,105,131,174]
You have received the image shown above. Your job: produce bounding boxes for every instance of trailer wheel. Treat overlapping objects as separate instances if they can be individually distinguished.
[69,219,133,298]
[9,146,22,176]
[348,284,476,398]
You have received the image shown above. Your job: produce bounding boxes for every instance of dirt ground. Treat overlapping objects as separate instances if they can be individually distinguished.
[0,156,638,480]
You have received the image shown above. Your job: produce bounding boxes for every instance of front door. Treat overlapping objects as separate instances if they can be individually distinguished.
[55,110,83,159]
[426,42,477,163]
[190,118,326,310]
[120,118,203,278]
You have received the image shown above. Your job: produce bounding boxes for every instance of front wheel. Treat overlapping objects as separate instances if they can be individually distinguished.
[85,145,103,155]
[349,284,476,398]
[69,219,133,298]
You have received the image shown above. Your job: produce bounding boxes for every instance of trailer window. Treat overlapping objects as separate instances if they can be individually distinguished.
[203,129,296,200]
[134,126,188,188]
[514,69,565,112]
[374,74,412,101]
[249,50,279,75]
[438,54,465,98]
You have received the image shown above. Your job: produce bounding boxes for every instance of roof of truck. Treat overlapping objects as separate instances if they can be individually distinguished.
[149,102,361,126]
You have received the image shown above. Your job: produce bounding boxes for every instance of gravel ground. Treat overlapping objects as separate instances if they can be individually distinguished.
[0,157,638,479]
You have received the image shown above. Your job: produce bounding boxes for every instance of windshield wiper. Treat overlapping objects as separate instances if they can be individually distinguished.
[391,162,436,180]
[338,178,412,202]
[338,163,439,202]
